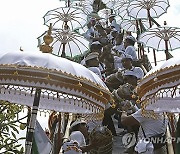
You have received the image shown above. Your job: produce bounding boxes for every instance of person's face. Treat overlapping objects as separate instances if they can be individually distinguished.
[122,58,132,69]
[124,39,129,48]
[91,20,96,26]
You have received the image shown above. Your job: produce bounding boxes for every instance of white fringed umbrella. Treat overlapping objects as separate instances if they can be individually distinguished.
[0,51,112,154]
[38,28,89,57]
[138,26,180,60]
[137,56,180,116]
[127,0,170,20]
[43,7,87,30]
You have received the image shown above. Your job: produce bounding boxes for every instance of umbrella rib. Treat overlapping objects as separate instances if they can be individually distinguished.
[73,36,88,50]
[53,19,62,27]
[66,7,71,15]
[72,18,85,28]
[168,39,173,51]
[134,6,145,19]
[67,42,73,57]
[57,43,63,56]
[157,37,163,51]
[68,20,74,30]
[71,39,83,55]
[153,4,167,12]
[44,15,60,24]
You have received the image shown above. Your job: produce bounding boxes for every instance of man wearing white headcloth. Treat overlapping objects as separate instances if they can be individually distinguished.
[118,54,144,87]
[108,14,121,32]
[124,35,138,62]
[84,52,103,80]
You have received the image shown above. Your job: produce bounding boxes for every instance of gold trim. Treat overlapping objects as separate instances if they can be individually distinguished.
[0,65,112,105]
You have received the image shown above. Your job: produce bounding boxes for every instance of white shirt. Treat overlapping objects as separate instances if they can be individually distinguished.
[110,20,121,32]
[83,27,98,43]
[113,44,125,52]
[132,109,167,139]
[119,66,144,79]
[88,66,103,80]
[124,46,138,61]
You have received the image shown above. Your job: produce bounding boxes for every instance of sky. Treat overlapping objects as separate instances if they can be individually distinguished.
[0,0,180,148]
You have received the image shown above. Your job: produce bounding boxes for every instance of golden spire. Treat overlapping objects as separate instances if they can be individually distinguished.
[40,23,54,53]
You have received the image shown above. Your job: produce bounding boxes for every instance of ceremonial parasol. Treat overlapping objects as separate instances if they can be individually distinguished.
[43,7,87,30]
[138,26,180,60]
[137,56,180,116]
[38,28,89,57]
[0,51,112,154]
[127,0,170,20]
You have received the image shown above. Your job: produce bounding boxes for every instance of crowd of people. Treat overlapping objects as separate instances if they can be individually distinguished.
[51,15,168,154]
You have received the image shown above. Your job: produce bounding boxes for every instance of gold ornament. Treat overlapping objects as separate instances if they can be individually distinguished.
[19,123,26,130]
[78,81,82,87]
[13,71,18,75]
[111,103,116,108]
[131,94,136,99]
[40,23,54,53]
[136,99,141,104]
[99,91,103,96]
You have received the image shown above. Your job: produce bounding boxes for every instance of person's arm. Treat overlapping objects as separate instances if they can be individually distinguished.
[121,111,139,126]
[80,144,95,152]
[80,139,102,152]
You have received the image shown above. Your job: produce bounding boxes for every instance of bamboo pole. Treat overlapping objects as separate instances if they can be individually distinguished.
[147,9,157,66]
[25,88,41,154]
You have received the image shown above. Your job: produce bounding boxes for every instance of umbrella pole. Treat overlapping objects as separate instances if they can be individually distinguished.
[147,9,157,66]
[61,43,66,58]
[135,20,141,59]
[165,40,169,60]
[57,113,62,153]
[25,88,41,154]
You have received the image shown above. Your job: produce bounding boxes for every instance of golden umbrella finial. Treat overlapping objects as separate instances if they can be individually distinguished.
[40,23,54,53]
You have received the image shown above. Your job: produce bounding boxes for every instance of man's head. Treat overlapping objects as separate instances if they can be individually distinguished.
[121,55,133,69]
[105,72,124,91]
[124,35,136,48]
[115,33,123,45]
[85,52,99,67]
[90,41,102,52]
[91,18,96,26]
[70,119,88,137]
[123,75,138,87]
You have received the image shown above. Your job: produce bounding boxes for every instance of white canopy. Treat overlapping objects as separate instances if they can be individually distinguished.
[138,56,180,113]
[0,51,111,114]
